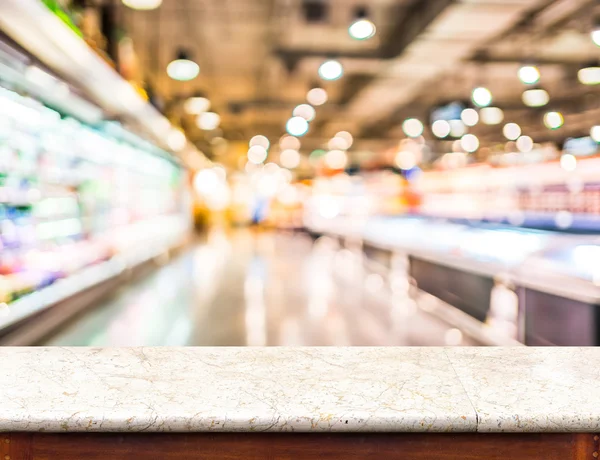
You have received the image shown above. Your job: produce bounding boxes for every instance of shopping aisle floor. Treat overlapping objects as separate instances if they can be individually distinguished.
[43,228,478,346]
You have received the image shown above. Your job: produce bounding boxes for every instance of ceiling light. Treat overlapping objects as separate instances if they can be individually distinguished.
[449,119,467,137]
[335,131,353,148]
[518,65,540,85]
[247,145,268,165]
[348,6,376,40]
[522,88,549,107]
[196,112,220,130]
[516,135,533,153]
[460,134,479,153]
[249,135,270,150]
[402,118,424,138]
[167,50,199,81]
[480,107,504,125]
[431,120,451,138]
[184,97,210,114]
[592,24,600,46]
[325,149,348,169]
[280,149,301,169]
[578,63,600,85]
[395,150,417,170]
[560,153,577,172]
[167,128,186,151]
[279,135,301,150]
[307,87,328,106]
[286,116,309,137]
[122,0,162,10]
[318,60,343,81]
[293,104,316,121]
[471,87,492,107]
[349,19,376,40]
[460,108,479,127]
[503,123,521,141]
[591,125,600,142]
[543,111,563,130]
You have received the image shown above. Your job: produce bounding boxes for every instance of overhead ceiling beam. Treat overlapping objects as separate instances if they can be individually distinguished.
[379,0,456,59]
[274,48,375,61]
[275,0,455,63]
[322,0,456,134]
[274,0,455,110]
[470,53,592,66]
[360,101,429,139]
[361,0,591,141]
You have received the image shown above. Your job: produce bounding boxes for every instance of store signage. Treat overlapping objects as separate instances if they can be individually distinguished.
[563,136,597,156]
[430,102,464,123]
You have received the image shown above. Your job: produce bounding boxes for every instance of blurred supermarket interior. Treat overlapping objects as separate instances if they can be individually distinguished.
[0,0,599,346]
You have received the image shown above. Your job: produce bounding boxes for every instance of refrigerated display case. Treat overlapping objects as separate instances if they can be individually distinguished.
[305,208,599,344]
[0,76,189,342]
[0,85,187,291]
[512,242,600,345]
[362,217,552,324]
[0,0,198,343]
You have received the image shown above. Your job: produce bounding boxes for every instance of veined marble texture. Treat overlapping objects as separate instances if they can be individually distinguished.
[446,347,600,432]
[1,347,599,433]
[0,347,476,432]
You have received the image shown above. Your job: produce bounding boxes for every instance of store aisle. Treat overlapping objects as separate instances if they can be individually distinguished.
[43,228,478,346]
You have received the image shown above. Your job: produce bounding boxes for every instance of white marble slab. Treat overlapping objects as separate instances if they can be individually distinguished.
[3,347,600,433]
[446,347,600,432]
[0,347,476,432]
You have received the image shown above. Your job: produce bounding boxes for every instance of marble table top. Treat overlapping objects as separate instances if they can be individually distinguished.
[0,347,598,433]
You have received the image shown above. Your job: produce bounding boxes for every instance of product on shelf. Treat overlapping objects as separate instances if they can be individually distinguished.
[406,159,600,231]
[0,85,190,306]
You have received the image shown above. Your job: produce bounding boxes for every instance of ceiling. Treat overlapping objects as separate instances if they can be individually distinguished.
[108,0,600,169]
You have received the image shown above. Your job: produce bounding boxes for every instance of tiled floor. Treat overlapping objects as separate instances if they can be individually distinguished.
[43,228,478,346]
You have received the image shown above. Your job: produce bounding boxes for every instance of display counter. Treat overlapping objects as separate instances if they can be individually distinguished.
[307,215,599,345]
[512,241,600,345]
[0,347,598,459]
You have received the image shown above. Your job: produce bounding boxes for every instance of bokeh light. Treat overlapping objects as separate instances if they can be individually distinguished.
[402,118,424,138]
[249,135,270,150]
[348,19,376,40]
[247,145,268,164]
[286,116,309,137]
[471,87,492,107]
[318,60,343,81]
[516,135,533,152]
[460,134,479,153]
[518,65,540,85]
[293,104,316,122]
[280,149,301,169]
[306,88,328,106]
[460,108,479,127]
[503,123,521,141]
[325,150,348,169]
[543,111,563,130]
[431,120,451,138]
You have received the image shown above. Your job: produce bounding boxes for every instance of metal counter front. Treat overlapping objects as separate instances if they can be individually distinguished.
[308,215,600,346]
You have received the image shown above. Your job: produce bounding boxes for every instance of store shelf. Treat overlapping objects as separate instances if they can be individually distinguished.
[0,0,162,140]
[0,0,208,166]
[0,225,185,333]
